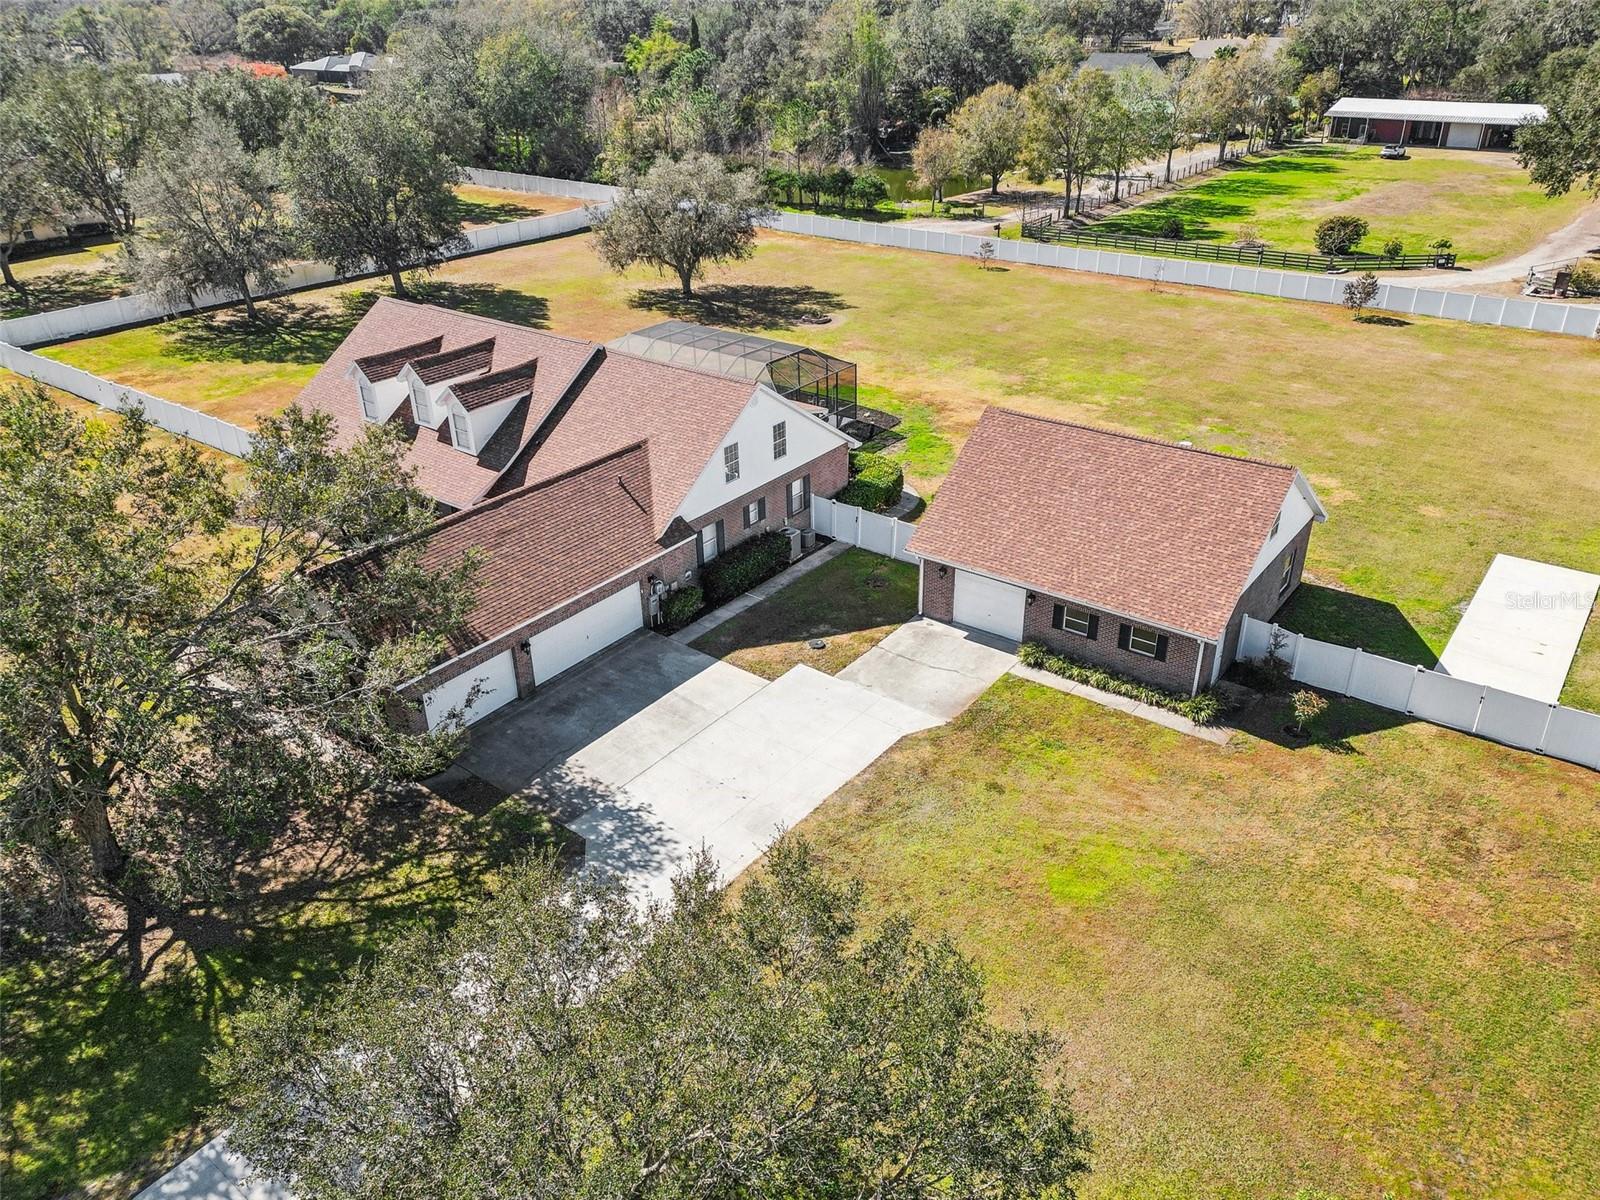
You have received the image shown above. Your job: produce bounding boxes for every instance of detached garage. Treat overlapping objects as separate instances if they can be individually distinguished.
[951,570,1026,642]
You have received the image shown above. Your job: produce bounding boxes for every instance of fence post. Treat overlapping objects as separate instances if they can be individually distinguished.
[1535,704,1557,753]
[1403,667,1422,715]
[1344,648,1361,696]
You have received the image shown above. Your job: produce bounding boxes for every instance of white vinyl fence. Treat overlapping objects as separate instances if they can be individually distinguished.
[0,205,599,349]
[462,168,619,202]
[1238,614,1600,771]
[0,341,254,457]
[765,212,1600,340]
[812,495,919,564]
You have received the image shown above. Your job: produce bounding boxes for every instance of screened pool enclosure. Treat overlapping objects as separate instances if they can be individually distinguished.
[609,321,886,431]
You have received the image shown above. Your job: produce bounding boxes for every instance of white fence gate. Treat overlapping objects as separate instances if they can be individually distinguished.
[811,495,919,565]
[1238,614,1600,771]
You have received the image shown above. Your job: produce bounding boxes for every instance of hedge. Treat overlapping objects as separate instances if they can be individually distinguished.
[701,531,792,605]
[837,450,903,512]
[1016,640,1226,725]
[661,585,704,629]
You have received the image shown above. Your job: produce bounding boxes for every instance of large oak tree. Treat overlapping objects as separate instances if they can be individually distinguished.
[0,385,476,979]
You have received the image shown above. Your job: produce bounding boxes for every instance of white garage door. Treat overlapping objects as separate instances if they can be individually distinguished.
[952,570,1027,642]
[1445,122,1479,149]
[529,583,643,683]
[422,649,518,731]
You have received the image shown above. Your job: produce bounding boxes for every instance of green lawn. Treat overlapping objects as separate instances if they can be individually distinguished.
[2,795,564,1200]
[1089,144,1594,264]
[691,548,918,679]
[792,676,1600,1200]
[38,229,1600,706]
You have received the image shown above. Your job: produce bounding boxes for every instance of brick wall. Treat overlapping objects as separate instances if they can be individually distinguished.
[1217,520,1314,673]
[919,557,1208,695]
[688,443,849,558]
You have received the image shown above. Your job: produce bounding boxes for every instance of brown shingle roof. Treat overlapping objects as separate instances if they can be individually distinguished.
[353,336,443,382]
[451,359,537,411]
[522,348,762,537]
[295,298,599,511]
[906,408,1302,640]
[417,441,678,657]
[410,337,496,384]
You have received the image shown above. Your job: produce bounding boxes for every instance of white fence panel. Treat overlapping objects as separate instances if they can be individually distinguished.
[1407,671,1484,731]
[832,501,860,545]
[1348,654,1417,712]
[1292,636,1358,692]
[811,495,837,538]
[858,511,897,557]
[1474,687,1555,751]
[1541,707,1600,769]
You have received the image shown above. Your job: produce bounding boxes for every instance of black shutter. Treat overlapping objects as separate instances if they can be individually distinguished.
[1117,623,1131,651]
[759,497,767,521]
[1086,614,1099,640]
[1154,634,1169,662]
[802,474,812,510]
[695,527,705,567]
[715,518,726,554]
[1051,603,1065,631]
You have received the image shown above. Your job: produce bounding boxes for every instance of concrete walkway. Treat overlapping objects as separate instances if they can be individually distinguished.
[670,541,849,645]
[1009,663,1230,744]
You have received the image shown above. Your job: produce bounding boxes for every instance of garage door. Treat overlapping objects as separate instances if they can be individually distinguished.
[952,570,1027,641]
[1445,122,1479,149]
[422,649,518,731]
[529,583,643,683]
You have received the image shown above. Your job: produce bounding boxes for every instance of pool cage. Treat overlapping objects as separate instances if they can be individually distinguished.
[609,321,885,432]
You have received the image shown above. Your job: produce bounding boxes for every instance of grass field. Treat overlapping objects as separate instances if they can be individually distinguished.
[792,676,1600,1199]
[1,794,563,1200]
[41,228,1600,705]
[1089,145,1593,263]
[691,548,918,678]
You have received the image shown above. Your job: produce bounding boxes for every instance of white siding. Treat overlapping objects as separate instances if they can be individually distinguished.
[1242,478,1318,587]
[674,386,849,524]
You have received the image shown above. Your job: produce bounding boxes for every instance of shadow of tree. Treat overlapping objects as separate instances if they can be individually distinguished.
[1227,685,1414,751]
[627,282,852,329]
[2,790,569,1200]
[1355,313,1413,327]
[447,194,547,227]
[405,279,551,328]
[1276,583,1439,667]
[0,266,129,319]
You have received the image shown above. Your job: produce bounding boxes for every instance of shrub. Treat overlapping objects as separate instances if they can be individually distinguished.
[837,450,904,512]
[1429,237,1453,253]
[849,172,889,211]
[1343,271,1379,317]
[661,585,704,629]
[1314,215,1369,256]
[1290,687,1329,734]
[1156,216,1186,240]
[1569,260,1600,297]
[1382,237,1404,260]
[761,166,798,205]
[824,166,856,207]
[1016,640,1228,725]
[700,531,791,605]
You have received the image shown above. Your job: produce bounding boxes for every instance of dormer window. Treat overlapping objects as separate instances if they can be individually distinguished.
[412,381,433,425]
[358,381,379,421]
[450,410,473,453]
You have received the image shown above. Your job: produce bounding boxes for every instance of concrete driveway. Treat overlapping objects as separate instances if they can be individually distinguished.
[839,618,1017,719]
[460,632,940,901]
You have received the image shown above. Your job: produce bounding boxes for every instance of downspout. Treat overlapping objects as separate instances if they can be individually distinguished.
[1191,644,1206,697]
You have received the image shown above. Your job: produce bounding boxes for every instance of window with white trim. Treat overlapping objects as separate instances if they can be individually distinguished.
[724,443,740,482]
[1053,605,1092,636]
[412,382,432,425]
[772,421,787,460]
[358,381,378,421]
[743,497,766,528]
[1279,548,1296,595]
[787,475,809,516]
[1128,626,1160,657]
[450,409,473,452]
[699,523,720,562]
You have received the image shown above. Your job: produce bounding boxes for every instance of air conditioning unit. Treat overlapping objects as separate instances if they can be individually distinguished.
[800,527,817,552]
[779,526,803,562]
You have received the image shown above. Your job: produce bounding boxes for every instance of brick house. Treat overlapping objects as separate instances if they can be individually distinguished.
[906,408,1327,696]
[300,298,853,729]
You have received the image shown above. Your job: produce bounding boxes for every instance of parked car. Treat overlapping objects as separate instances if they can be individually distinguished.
[1380,143,1408,159]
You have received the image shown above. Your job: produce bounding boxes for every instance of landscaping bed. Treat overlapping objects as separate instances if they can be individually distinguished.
[691,547,917,680]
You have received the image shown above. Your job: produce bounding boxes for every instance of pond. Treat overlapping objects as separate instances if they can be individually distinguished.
[873,166,986,203]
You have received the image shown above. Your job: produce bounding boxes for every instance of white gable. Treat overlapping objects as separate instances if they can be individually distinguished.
[674,386,852,523]
[1243,472,1326,586]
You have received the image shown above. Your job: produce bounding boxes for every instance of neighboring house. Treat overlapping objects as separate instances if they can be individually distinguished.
[1187,35,1287,61]
[301,298,853,729]
[2,210,113,253]
[288,50,387,86]
[1325,97,1546,150]
[906,408,1326,697]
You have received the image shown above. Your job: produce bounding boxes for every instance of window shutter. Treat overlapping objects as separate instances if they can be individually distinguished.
[758,497,766,521]
[695,528,705,567]
[802,474,811,508]
[1154,634,1169,662]
[1086,614,1099,641]
[1051,603,1065,631]
[1117,623,1131,651]
[715,519,726,554]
